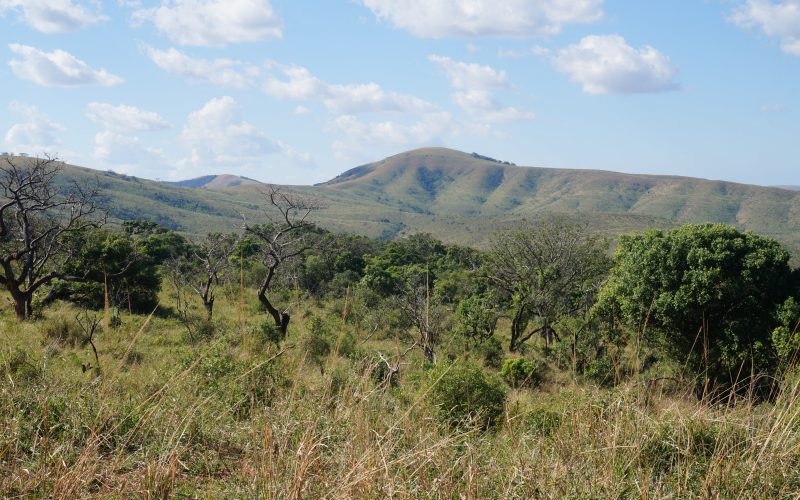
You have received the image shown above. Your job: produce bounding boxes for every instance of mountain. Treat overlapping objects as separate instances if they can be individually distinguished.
[774,185,800,191]
[168,174,262,189]
[30,148,800,257]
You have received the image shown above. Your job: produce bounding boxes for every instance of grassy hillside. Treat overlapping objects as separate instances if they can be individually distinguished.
[38,148,800,255]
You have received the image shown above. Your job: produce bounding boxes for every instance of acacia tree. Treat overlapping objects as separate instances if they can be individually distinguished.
[486,217,610,352]
[0,156,102,319]
[189,233,237,321]
[245,186,320,337]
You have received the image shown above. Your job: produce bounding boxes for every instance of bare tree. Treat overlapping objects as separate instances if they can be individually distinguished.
[395,266,444,363]
[0,155,102,319]
[188,233,237,321]
[244,186,320,337]
[485,217,610,352]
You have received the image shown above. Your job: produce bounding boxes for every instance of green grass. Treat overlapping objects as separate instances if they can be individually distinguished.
[3,288,800,497]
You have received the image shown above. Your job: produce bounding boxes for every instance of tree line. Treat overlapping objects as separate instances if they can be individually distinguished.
[3,155,800,395]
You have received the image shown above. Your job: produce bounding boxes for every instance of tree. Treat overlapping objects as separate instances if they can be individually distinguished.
[183,232,237,321]
[594,223,795,389]
[0,156,102,319]
[55,222,187,314]
[244,186,320,337]
[395,265,444,363]
[486,217,610,352]
[453,293,499,347]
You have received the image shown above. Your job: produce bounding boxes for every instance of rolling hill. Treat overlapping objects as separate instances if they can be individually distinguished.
[20,148,800,257]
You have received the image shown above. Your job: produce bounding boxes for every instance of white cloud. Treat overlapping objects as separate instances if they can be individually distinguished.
[0,0,107,33]
[550,35,679,95]
[731,0,800,56]
[87,103,171,132]
[180,96,312,171]
[8,44,123,87]
[94,131,171,176]
[452,90,534,121]
[133,0,282,47]
[360,0,603,38]
[3,102,64,154]
[328,112,452,160]
[293,105,311,115]
[143,45,259,88]
[264,65,435,114]
[428,55,508,90]
[429,55,533,122]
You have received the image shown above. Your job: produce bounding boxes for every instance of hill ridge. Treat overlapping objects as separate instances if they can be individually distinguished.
[10,150,796,258]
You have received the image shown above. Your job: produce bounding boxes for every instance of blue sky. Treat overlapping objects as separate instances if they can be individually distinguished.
[0,0,798,185]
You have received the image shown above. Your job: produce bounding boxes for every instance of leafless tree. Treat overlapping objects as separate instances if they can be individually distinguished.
[0,155,103,319]
[244,185,321,337]
[395,267,445,363]
[76,310,101,373]
[185,232,237,321]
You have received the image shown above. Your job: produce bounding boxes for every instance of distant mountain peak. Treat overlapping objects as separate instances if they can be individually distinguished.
[318,147,516,187]
[167,174,262,189]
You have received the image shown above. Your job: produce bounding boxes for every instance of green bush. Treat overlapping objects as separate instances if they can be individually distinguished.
[526,408,562,436]
[40,314,84,347]
[301,316,332,370]
[477,336,504,369]
[428,359,507,429]
[501,358,541,388]
[249,320,282,346]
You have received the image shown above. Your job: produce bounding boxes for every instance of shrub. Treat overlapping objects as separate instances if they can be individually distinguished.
[477,336,504,369]
[428,358,507,429]
[41,314,84,347]
[501,358,541,388]
[249,320,282,346]
[526,408,562,436]
[301,316,332,371]
[595,223,795,388]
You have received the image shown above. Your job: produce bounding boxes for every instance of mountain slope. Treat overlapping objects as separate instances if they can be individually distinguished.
[168,174,262,189]
[32,149,800,257]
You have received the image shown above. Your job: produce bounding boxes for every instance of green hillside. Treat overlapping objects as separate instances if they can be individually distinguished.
[41,148,800,255]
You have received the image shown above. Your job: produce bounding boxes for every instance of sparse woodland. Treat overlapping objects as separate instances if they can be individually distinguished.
[3,157,800,497]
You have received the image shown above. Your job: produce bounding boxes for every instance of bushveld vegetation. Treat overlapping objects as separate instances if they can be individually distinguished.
[2,156,800,497]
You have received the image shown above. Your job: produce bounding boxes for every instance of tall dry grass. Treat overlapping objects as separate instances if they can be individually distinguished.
[1,293,799,498]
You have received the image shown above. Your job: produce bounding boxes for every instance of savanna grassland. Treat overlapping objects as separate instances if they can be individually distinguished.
[3,289,800,498]
[2,154,800,499]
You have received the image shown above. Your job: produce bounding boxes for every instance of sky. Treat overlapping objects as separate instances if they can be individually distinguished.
[0,0,798,186]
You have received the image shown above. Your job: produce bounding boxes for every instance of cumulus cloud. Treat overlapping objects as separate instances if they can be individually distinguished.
[731,0,800,56]
[180,96,309,172]
[8,44,123,87]
[143,45,259,88]
[0,0,107,33]
[429,55,533,122]
[428,55,508,90]
[94,131,171,176]
[133,0,282,47]
[3,102,64,154]
[550,35,679,95]
[327,112,452,160]
[87,103,171,132]
[264,65,435,114]
[359,0,603,38]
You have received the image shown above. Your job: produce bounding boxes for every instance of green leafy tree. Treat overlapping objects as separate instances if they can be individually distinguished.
[486,217,611,352]
[595,223,795,388]
[453,293,499,347]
